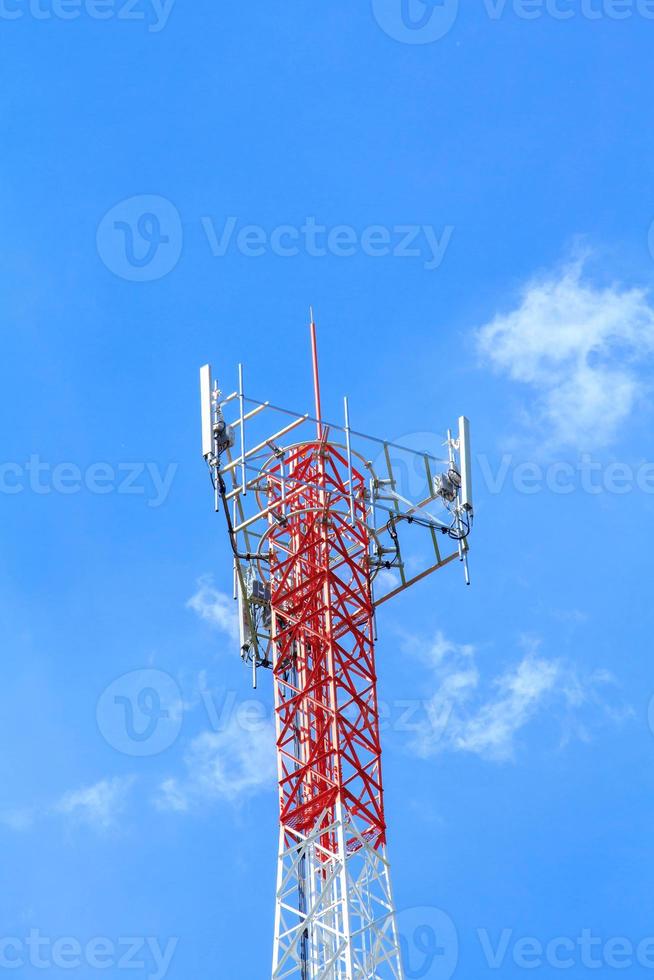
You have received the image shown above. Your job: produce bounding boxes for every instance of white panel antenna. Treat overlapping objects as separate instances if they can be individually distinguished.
[200,363,214,459]
[458,415,473,514]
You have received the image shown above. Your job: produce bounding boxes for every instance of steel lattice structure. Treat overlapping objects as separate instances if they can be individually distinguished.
[199,318,473,979]
[269,440,399,977]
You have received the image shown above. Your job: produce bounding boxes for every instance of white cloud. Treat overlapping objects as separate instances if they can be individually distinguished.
[156,715,277,812]
[476,256,654,451]
[187,576,239,643]
[53,776,136,831]
[157,778,190,814]
[0,808,36,831]
[374,568,402,594]
[407,631,630,762]
[450,650,559,760]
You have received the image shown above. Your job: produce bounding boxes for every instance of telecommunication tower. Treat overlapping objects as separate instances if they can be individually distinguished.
[199,315,474,979]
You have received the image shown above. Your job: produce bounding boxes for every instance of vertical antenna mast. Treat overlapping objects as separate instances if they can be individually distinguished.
[309,307,323,439]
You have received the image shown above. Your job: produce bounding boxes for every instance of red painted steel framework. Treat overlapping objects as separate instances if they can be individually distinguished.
[268,440,385,854]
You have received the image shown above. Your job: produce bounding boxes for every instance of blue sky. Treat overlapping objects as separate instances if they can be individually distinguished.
[2,2,654,977]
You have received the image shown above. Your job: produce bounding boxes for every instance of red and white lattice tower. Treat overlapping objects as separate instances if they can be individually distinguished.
[200,317,474,979]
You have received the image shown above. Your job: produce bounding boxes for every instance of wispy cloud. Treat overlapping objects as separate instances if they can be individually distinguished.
[476,254,654,452]
[53,776,136,831]
[374,568,402,594]
[156,715,276,812]
[0,808,36,831]
[187,576,239,643]
[1,776,137,834]
[406,631,631,762]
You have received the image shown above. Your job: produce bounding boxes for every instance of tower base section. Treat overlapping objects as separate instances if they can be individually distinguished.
[273,806,404,980]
